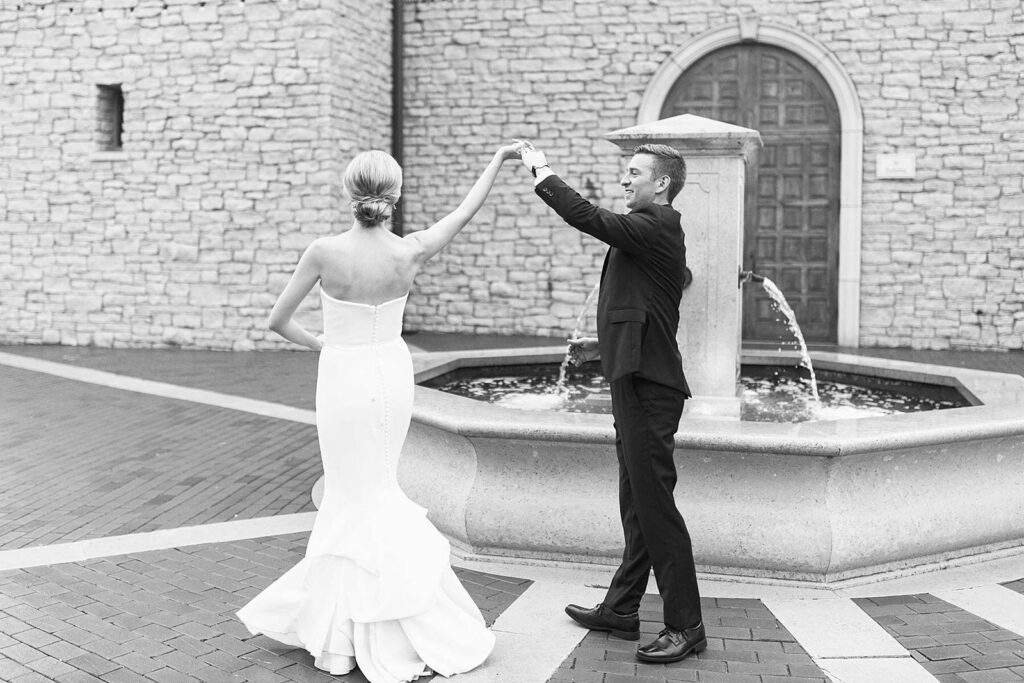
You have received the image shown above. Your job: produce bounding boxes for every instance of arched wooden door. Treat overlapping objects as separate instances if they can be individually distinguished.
[660,44,841,344]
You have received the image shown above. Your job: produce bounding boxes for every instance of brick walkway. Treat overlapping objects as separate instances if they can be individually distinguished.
[0,365,319,550]
[1,346,319,410]
[0,533,531,683]
[1,339,1024,682]
[551,596,828,683]
[855,592,1024,682]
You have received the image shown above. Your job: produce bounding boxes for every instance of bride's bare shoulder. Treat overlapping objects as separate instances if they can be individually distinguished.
[399,228,431,261]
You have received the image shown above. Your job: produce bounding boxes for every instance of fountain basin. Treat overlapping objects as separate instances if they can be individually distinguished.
[377,346,1024,584]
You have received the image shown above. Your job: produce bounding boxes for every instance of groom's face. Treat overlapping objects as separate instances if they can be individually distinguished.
[620,154,664,210]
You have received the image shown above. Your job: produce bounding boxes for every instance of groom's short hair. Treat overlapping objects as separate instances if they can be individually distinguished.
[634,144,687,203]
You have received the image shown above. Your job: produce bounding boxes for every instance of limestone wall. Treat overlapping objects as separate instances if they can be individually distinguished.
[0,0,391,349]
[401,0,1024,350]
[2,0,1022,350]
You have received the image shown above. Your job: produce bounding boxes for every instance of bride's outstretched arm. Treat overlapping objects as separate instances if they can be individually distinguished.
[268,240,324,351]
[407,143,522,262]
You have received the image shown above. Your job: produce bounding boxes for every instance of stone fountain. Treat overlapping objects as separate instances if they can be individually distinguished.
[317,116,1024,585]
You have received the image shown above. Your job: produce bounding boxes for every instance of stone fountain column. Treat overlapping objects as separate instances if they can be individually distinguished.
[606,114,761,418]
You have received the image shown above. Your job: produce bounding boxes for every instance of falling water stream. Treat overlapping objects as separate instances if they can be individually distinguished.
[759,277,820,401]
[555,281,601,393]
[496,281,600,411]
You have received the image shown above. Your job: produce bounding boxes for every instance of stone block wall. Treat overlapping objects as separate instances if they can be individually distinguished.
[400,0,1024,349]
[2,0,1022,350]
[0,0,391,349]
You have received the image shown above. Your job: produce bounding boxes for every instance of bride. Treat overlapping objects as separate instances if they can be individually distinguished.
[237,143,523,681]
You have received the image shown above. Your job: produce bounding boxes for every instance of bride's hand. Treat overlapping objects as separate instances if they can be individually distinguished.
[498,142,524,161]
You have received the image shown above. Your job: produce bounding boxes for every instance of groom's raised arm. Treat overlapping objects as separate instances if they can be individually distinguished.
[519,148,654,255]
[534,174,656,254]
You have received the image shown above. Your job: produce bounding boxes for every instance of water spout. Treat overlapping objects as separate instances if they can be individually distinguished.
[739,269,765,287]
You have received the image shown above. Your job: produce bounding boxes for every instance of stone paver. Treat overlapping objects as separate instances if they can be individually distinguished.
[0,365,319,550]
[1003,579,1024,597]
[855,593,1024,682]
[456,569,534,627]
[549,595,829,683]
[0,533,531,683]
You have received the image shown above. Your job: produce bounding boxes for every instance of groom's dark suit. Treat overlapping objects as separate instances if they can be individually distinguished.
[536,174,702,631]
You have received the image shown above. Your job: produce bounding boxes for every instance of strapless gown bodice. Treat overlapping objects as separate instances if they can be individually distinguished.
[320,290,407,346]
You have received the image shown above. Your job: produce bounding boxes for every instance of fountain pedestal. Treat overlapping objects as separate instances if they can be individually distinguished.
[606,115,761,418]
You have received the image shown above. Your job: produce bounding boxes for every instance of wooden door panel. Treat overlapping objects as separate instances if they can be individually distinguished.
[661,44,841,343]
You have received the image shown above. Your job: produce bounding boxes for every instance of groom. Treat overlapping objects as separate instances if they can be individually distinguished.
[519,142,704,663]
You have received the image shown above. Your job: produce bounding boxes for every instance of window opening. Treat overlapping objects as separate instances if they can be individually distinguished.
[96,84,124,151]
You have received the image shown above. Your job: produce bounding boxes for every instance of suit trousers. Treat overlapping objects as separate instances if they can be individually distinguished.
[603,374,702,630]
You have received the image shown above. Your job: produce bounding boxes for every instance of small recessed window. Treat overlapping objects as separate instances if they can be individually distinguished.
[96,84,124,151]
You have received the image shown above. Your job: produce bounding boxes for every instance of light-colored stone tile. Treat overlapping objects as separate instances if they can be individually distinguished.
[932,585,1024,638]
[452,582,604,683]
[761,598,908,658]
[817,657,938,683]
[0,513,316,571]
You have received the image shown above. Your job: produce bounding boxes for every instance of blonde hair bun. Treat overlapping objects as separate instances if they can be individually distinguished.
[343,150,403,227]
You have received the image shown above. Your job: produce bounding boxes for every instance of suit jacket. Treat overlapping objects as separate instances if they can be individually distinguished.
[536,175,691,397]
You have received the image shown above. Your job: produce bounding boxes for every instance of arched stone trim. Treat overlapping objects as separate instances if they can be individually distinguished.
[640,19,863,347]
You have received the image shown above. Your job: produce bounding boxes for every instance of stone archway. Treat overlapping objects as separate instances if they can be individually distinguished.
[639,19,864,347]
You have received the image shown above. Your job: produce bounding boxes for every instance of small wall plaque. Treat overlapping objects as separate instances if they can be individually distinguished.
[876,153,916,179]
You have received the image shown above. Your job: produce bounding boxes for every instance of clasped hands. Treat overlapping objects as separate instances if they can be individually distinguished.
[496,139,549,176]
[499,139,547,175]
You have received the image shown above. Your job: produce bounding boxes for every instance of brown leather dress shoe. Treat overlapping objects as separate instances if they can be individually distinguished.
[636,622,707,663]
[564,603,640,641]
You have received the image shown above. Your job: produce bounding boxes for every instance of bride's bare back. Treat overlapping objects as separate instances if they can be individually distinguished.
[316,228,421,305]
[268,143,520,350]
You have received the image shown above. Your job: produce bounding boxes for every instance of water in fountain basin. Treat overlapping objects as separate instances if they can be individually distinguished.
[759,277,820,402]
[424,363,968,421]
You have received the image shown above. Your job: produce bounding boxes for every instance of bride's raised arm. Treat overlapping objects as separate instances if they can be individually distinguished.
[406,143,522,262]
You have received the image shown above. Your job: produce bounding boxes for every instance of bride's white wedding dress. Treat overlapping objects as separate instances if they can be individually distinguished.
[238,290,494,681]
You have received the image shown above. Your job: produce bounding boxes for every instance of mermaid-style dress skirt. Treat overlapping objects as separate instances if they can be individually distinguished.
[238,292,494,681]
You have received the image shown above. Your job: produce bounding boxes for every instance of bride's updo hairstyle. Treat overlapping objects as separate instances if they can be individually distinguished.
[343,150,402,227]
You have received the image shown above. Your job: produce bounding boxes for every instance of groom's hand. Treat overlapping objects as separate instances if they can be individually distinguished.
[521,149,548,174]
[567,336,599,366]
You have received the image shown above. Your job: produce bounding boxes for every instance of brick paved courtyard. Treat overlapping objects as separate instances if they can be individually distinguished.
[1,341,1023,682]
[0,534,531,683]
[0,365,319,550]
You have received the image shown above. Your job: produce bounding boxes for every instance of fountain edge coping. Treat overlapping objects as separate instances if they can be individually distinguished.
[411,346,1024,457]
